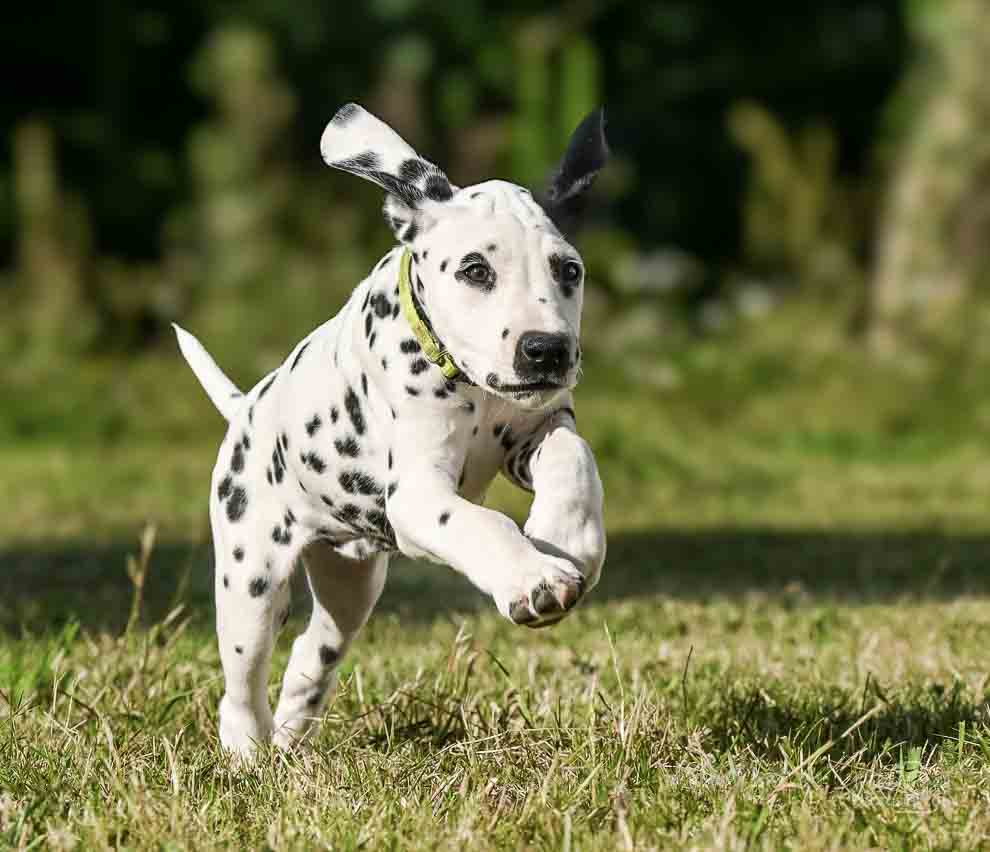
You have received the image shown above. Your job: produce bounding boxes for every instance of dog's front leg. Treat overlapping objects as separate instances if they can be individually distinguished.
[522,410,606,595]
[387,463,585,627]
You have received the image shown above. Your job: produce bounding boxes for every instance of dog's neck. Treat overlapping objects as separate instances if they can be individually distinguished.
[399,248,471,384]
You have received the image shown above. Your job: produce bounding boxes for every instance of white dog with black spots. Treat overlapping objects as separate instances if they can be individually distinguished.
[175,103,608,759]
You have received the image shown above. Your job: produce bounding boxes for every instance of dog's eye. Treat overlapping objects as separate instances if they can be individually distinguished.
[463,263,490,284]
[562,261,582,283]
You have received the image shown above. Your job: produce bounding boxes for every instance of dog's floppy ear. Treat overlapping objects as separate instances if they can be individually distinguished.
[321,103,455,242]
[539,107,609,236]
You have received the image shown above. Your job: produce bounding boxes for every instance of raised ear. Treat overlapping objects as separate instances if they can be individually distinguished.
[320,103,455,210]
[539,107,609,235]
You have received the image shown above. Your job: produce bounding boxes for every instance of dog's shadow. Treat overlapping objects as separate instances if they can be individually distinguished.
[3,527,990,636]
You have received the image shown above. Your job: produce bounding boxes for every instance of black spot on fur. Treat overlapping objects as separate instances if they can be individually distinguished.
[404,221,419,243]
[336,150,381,172]
[285,508,296,525]
[339,470,381,496]
[361,373,368,396]
[472,425,479,436]
[387,482,398,498]
[458,467,466,489]
[387,449,393,469]
[242,432,251,451]
[334,436,360,457]
[365,509,392,537]
[301,451,327,474]
[463,400,476,414]
[266,469,273,485]
[501,429,516,451]
[217,475,233,501]
[405,386,420,396]
[223,574,230,589]
[398,158,430,183]
[344,388,366,436]
[391,303,400,320]
[434,387,448,399]
[235,645,243,654]
[338,471,356,493]
[339,503,361,522]
[248,577,269,597]
[410,358,429,375]
[440,259,448,272]
[332,103,360,125]
[281,432,289,452]
[502,328,510,339]
[271,446,285,484]
[371,293,392,319]
[291,341,311,370]
[321,494,334,508]
[272,525,292,546]
[330,406,339,424]
[227,487,248,522]
[257,373,277,400]
[306,691,322,707]
[248,405,255,425]
[381,357,388,371]
[233,547,244,562]
[306,414,322,437]
[231,443,245,473]
[438,511,451,526]
[487,243,497,252]
[424,175,453,201]
[493,423,505,437]
[364,312,373,338]
[400,339,421,354]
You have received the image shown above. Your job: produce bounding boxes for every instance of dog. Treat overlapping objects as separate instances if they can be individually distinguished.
[174,103,608,758]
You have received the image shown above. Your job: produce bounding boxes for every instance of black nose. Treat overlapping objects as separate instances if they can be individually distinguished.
[514,331,572,380]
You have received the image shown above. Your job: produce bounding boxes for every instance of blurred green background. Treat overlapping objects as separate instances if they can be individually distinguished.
[3,0,990,626]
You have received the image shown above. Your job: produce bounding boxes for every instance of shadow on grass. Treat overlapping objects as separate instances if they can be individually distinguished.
[705,678,986,762]
[3,527,990,636]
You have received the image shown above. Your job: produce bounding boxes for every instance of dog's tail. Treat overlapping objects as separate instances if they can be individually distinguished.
[173,323,243,421]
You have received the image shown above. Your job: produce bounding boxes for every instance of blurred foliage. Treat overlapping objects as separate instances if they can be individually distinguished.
[728,102,865,293]
[870,0,990,351]
[0,0,913,366]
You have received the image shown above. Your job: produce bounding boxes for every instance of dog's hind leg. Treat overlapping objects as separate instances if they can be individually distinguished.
[272,541,388,750]
[211,472,302,760]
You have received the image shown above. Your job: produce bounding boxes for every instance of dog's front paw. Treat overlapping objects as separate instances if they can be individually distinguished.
[495,553,586,629]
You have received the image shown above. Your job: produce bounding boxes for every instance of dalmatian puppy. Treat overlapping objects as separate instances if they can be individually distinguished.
[174,103,608,759]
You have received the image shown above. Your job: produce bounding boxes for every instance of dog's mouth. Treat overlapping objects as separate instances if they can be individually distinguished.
[485,374,569,395]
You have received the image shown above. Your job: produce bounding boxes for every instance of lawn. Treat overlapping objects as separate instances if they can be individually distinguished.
[3,310,990,849]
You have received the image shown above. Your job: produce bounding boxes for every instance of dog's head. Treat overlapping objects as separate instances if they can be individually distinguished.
[321,103,608,409]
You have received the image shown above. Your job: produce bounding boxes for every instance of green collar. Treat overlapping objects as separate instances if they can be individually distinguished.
[398,248,463,381]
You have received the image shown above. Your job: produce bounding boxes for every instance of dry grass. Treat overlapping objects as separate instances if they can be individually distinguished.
[5,313,990,848]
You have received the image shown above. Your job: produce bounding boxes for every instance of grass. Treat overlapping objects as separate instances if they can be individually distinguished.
[4,304,990,849]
